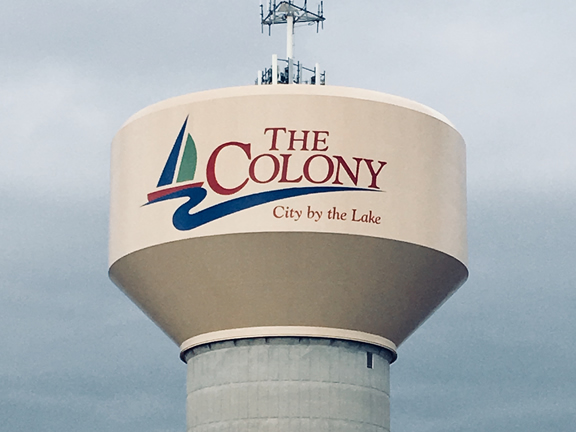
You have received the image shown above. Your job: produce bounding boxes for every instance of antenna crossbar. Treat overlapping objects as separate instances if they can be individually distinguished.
[261,1,325,28]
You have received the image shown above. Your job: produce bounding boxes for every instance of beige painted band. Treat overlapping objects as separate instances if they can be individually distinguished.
[179,326,398,361]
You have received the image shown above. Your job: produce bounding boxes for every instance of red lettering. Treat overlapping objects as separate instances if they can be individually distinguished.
[264,127,286,151]
[332,156,362,186]
[273,205,284,218]
[303,154,334,184]
[206,142,251,195]
[312,131,329,151]
[351,209,381,224]
[279,154,303,183]
[249,153,280,184]
[288,130,310,151]
[363,159,387,189]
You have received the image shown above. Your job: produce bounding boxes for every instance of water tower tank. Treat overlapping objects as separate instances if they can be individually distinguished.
[109,84,467,430]
[108,4,467,431]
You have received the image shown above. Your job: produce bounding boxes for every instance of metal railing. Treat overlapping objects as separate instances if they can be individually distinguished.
[257,57,325,85]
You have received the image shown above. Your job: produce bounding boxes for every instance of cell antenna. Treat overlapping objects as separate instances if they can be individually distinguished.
[257,1,325,85]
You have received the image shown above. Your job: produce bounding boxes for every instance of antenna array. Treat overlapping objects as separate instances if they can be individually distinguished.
[257,1,325,85]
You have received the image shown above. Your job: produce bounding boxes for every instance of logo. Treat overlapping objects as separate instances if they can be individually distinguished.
[145,117,386,231]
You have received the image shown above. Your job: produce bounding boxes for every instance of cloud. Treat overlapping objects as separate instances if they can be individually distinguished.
[392,189,576,431]
[1,1,575,431]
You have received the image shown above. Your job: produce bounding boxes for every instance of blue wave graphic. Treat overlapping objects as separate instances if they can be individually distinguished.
[146,186,376,231]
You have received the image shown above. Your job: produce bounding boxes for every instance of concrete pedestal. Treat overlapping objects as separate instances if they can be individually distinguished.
[184,337,394,432]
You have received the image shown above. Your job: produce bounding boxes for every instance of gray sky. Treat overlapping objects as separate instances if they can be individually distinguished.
[1,1,575,431]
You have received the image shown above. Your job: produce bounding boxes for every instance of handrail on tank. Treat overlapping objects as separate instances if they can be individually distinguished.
[257,58,325,85]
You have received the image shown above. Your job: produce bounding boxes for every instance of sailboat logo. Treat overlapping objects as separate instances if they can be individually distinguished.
[146,116,203,204]
[146,117,376,231]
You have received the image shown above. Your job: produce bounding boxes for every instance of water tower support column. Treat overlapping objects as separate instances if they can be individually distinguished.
[185,337,393,432]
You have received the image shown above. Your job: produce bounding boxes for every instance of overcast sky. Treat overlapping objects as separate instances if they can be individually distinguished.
[1,1,575,431]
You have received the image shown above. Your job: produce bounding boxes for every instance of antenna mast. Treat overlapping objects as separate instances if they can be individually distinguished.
[257,1,325,85]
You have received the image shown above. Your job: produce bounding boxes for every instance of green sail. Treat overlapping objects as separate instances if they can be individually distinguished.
[177,133,197,183]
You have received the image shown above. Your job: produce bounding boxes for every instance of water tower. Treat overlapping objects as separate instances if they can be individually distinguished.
[109,2,468,431]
